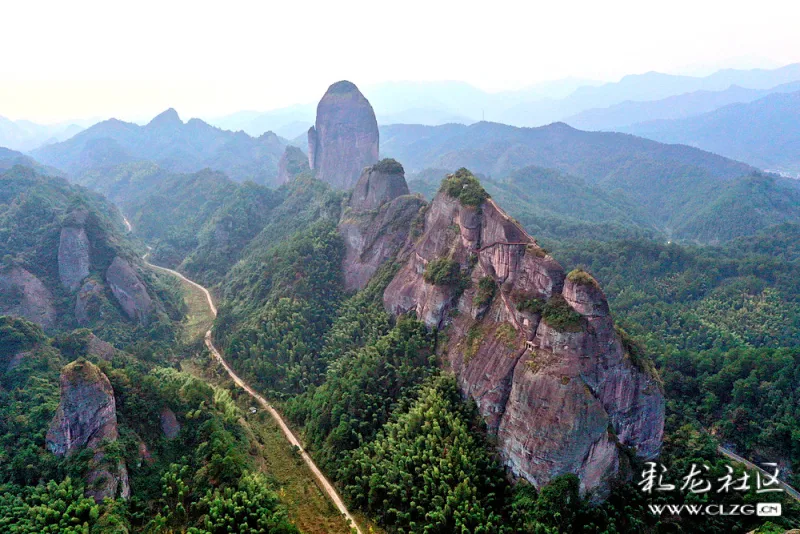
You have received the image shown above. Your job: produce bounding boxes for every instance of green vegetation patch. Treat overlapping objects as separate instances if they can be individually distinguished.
[516,294,546,315]
[372,158,404,174]
[615,326,662,387]
[541,294,585,332]
[440,168,490,207]
[464,324,483,364]
[423,257,467,289]
[495,323,518,349]
[473,276,497,309]
[567,268,599,288]
[526,244,549,258]
[340,376,509,532]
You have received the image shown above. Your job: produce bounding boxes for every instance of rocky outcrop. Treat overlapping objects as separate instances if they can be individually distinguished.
[338,159,425,290]
[46,359,130,502]
[0,267,56,329]
[350,159,410,211]
[75,279,105,325]
[159,407,181,439]
[86,333,119,361]
[307,81,379,189]
[105,256,154,324]
[277,145,310,184]
[137,441,154,467]
[58,215,91,292]
[383,169,664,498]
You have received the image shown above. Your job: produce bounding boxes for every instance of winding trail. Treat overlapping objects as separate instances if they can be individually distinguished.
[142,254,363,534]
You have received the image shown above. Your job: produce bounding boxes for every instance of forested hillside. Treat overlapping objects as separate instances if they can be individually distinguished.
[625,90,800,173]
[0,318,301,533]
[3,74,799,533]
[409,164,800,243]
[0,166,182,345]
[2,156,797,533]
[32,109,288,185]
[202,171,798,533]
[548,224,800,486]
[378,121,800,242]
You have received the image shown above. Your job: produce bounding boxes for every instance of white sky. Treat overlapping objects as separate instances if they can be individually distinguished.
[2,0,799,123]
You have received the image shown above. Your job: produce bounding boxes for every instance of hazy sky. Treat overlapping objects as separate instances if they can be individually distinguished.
[3,0,799,123]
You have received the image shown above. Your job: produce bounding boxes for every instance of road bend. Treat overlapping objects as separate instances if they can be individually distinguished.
[143,256,363,534]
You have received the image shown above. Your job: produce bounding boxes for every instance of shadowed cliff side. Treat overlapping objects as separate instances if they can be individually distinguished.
[339,158,426,291]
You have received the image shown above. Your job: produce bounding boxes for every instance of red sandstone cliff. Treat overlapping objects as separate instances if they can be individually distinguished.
[383,169,664,497]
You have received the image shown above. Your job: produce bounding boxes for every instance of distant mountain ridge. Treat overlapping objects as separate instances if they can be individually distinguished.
[208,63,800,135]
[564,80,800,131]
[380,121,751,181]
[0,116,84,151]
[379,121,800,242]
[494,63,800,126]
[32,109,288,185]
[0,147,63,175]
[622,90,800,174]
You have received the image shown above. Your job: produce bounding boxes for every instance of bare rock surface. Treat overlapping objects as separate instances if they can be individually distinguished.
[106,256,154,324]
[46,359,129,502]
[350,159,410,211]
[86,333,119,361]
[58,213,91,291]
[0,267,56,329]
[339,159,424,290]
[383,170,665,497]
[308,80,379,189]
[159,407,181,439]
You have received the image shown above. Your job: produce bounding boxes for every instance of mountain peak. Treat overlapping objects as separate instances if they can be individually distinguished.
[325,80,360,94]
[147,108,182,128]
[308,80,379,189]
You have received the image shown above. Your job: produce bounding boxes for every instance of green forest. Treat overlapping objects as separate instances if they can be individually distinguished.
[2,162,798,533]
[0,317,298,533]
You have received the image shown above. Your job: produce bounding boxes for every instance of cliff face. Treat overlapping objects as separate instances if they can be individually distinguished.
[0,267,56,329]
[383,170,664,497]
[338,159,425,290]
[106,256,154,325]
[58,212,91,292]
[277,145,310,184]
[46,359,130,502]
[308,81,379,189]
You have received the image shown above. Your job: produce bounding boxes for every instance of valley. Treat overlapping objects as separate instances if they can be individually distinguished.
[2,57,800,533]
[142,251,364,533]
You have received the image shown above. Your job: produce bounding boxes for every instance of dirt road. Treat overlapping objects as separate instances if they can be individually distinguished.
[143,257,363,534]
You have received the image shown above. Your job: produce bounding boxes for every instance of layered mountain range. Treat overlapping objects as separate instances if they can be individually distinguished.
[623,90,800,173]
[211,63,800,133]
[31,109,287,185]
